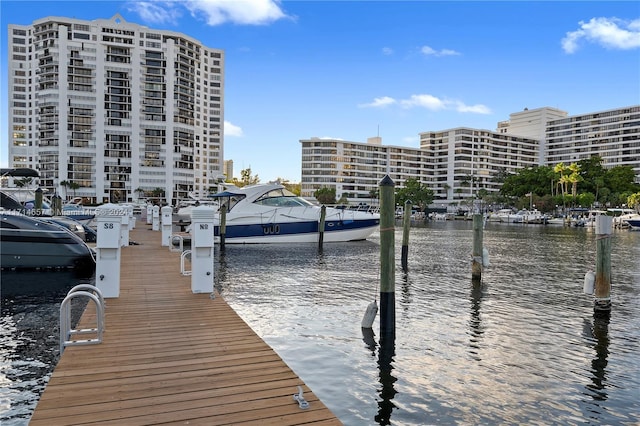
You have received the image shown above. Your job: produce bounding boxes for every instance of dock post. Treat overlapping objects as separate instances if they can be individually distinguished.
[152,205,160,231]
[318,205,326,248]
[219,205,227,250]
[401,200,411,271]
[472,214,483,284]
[379,175,396,340]
[52,194,62,216]
[190,206,215,294]
[146,204,153,224]
[95,203,126,298]
[594,215,613,315]
[161,205,172,246]
[119,205,131,247]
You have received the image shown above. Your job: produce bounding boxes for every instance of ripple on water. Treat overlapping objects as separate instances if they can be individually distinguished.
[218,223,640,425]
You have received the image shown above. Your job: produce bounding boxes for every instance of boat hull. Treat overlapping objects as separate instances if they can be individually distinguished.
[1,214,95,271]
[626,219,640,230]
[214,218,380,244]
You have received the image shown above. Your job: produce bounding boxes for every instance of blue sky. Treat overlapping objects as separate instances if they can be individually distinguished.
[1,1,639,182]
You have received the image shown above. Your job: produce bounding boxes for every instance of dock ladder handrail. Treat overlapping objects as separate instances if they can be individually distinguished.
[181,250,192,276]
[60,284,105,354]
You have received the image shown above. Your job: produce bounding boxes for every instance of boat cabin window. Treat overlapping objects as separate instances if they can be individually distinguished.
[254,188,314,208]
[226,195,244,211]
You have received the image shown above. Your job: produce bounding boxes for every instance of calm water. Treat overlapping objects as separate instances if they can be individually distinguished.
[215,221,640,425]
[1,271,92,425]
[1,222,639,425]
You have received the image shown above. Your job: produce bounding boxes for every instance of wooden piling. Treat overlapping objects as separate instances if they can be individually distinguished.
[594,215,612,314]
[219,204,227,249]
[472,214,483,283]
[35,187,43,209]
[379,175,396,339]
[401,200,411,271]
[318,205,326,248]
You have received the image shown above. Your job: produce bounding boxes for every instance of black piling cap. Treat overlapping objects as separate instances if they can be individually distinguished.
[379,175,395,187]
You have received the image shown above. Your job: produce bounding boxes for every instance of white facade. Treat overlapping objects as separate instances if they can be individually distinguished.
[419,128,539,203]
[300,137,430,203]
[7,14,224,205]
[498,107,568,164]
[545,105,640,181]
[301,105,639,206]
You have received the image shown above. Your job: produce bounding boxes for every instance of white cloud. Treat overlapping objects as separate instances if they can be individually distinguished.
[224,121,244,137]
[453,102,491,114]
[358,96,397,108]
[382,47,394,55]
[128,0,291,26]
[400,94,446,110]
[126,1,183,24]
[562,17,640,54]
[360,94,491,115]
[184,0,290,25]
[421,45,461,57]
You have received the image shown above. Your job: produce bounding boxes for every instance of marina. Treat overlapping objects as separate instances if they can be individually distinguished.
[1,220,639,425]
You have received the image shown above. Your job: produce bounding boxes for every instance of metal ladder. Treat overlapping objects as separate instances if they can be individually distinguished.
[60,284,105,354]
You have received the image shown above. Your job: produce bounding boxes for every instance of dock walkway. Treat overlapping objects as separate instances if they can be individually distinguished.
[30,225,341,425]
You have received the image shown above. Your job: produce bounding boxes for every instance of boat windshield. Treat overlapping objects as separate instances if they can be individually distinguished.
[254,189,314,207]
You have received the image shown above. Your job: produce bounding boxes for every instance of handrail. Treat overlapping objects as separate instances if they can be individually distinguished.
[59,285,105,354]
[181,250,192,276]
[67,284,105,310]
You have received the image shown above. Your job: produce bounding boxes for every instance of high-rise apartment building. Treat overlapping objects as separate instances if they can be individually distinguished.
[419,128,540,202]
[545,106,640,172]
[300,105,639,206]
[7,14,224,205]
[223,159,234,181]
[300,137,430,201]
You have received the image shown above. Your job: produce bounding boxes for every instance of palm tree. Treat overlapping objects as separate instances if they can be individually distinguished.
[59,180,70,200]
[134,187,146,202]
[68,182,81,199]
[553,163,568,198]
[568,163,581,197]
[368,188,379,205]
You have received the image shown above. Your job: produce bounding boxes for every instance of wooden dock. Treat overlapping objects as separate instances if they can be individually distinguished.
[30,225,341,425]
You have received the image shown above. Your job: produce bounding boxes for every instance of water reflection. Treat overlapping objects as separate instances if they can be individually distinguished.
[468,282,484,362]
[375,333,397,425]
[584,315,610,401]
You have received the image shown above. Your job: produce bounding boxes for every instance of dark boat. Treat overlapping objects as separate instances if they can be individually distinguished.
[1,212,95,272]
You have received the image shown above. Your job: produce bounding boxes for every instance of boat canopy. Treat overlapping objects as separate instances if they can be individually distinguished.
[1,168,39,178]
[209,190,244,198]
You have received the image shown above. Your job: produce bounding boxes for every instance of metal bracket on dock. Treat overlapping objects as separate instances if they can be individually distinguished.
[60,284,105,354]
[170,234,185,252]
[293,385,310,409]
[181,250,192,276]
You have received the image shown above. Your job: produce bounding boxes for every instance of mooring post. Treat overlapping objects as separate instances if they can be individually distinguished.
[472,213,484,283]
[52,194,62,216]
[219,204,227,250]
[594,215,613,314]
[401,200,411,271]
[318,205,326,248]
[379,175,396,339]
[35,187,43,210]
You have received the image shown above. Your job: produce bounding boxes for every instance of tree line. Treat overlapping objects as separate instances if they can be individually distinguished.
[496,156,640,213]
